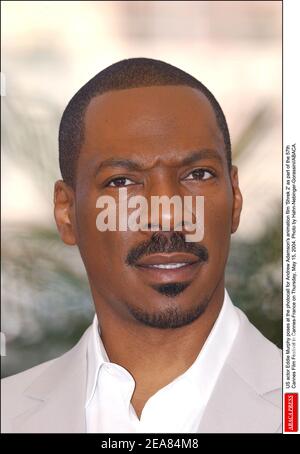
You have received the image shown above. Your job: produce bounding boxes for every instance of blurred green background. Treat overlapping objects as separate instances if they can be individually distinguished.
[1,1,282,378]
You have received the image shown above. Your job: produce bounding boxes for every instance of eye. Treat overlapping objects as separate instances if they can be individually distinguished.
[106,177,136,187]
[183,168,215,181]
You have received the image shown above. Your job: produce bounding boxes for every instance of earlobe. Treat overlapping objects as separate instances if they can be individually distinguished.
[54,180,77,245]
[230,166,243,234]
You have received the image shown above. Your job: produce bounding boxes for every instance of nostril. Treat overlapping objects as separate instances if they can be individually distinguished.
[146,222,160,231]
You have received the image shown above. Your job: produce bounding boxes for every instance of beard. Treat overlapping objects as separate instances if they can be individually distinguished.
[122,232,210,329]
[151,281,190,297]
[124,291,209,329]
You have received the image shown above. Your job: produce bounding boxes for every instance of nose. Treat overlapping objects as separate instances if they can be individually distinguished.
[142,176,185,233]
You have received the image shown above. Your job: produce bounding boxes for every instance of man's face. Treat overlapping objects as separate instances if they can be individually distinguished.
[55,85,242,329]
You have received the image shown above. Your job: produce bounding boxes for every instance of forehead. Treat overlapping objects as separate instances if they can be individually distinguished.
[80,85,225,165]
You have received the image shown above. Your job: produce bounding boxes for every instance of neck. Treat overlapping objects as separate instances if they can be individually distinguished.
[92,281,225,415]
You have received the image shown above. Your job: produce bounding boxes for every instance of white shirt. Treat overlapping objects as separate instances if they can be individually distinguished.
[85,289,240,433]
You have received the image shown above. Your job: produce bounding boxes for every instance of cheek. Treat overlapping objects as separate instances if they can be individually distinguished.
[203,194,233,251]
[75,186,139,269]
[77,209,132,276]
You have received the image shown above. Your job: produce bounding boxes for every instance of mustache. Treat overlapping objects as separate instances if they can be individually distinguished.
[126,231,209,266]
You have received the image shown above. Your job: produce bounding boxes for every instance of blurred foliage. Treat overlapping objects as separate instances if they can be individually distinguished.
[226,212,282,349]
[1,95,282,378]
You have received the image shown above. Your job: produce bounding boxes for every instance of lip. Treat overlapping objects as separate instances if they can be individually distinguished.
[135,252,200,267]
[133,253,203,284]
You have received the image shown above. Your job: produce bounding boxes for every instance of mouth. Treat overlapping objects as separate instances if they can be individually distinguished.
[133,252,203,283]
[142,263,191,269]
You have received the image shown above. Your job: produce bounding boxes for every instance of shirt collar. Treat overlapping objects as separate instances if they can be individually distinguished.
[181,288,240,402]
[85,312,110,407]
[86,288,240,407]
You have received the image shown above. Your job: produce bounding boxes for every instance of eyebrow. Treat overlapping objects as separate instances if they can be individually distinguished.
[94,148,223,176]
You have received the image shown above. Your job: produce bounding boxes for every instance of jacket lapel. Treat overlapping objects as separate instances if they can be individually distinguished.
[197,363,282,433]
[198,308,282,433]
[13,327,91,433]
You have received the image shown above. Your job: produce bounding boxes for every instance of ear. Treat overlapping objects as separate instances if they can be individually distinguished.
[230,166,243,234]
[54,180,77,245]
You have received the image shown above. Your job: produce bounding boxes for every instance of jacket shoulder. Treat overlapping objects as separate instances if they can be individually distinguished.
[229,307,282,405]
[2,356,57,396]
[1,325,91,433]
[1,356,60,433]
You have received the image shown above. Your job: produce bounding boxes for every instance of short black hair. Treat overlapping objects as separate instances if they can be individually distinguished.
[59,57,231,187]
